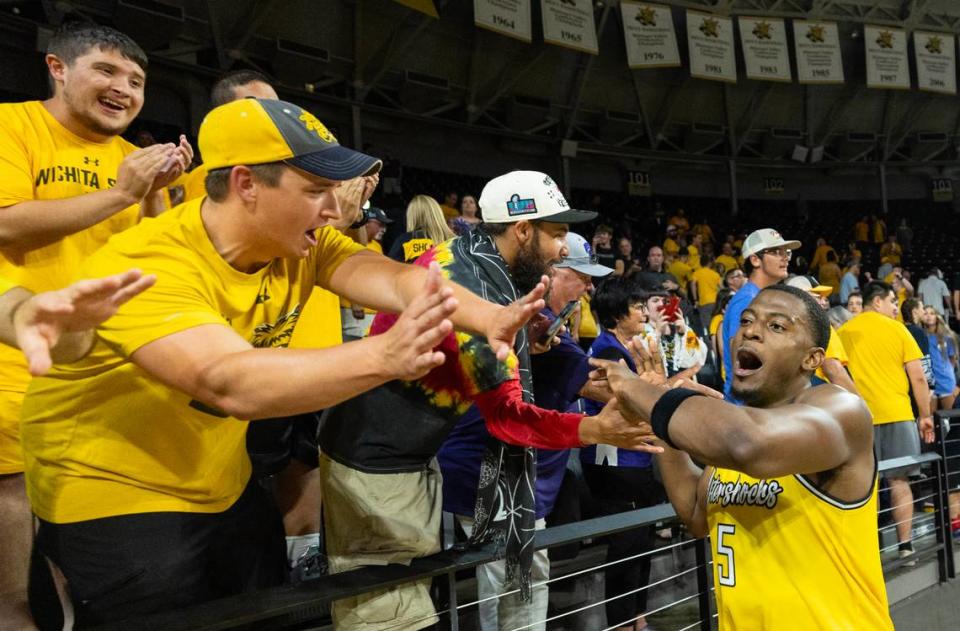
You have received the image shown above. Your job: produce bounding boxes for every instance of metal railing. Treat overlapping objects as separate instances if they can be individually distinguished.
[95,411,960,631]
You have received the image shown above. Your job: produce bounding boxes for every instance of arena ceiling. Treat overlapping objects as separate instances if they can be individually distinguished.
[5,0,960,169]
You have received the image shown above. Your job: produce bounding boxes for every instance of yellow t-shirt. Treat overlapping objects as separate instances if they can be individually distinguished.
[0,275,14,296]
[667,259,692,291]
[838,312,922,424]
[716,255,739,275]
[440,204,459,221]
[177,164,343,351]
[175,162,209,203]
[690,266,721,305]
[663,237,680,256]
[21,198,363,523]
[815,327,848,382]
[709,313,723,336]
[687,245,701,269]
[0,100,140,473]
[873,221,886,244]
[707,467,892,631]
[854,221,869,242]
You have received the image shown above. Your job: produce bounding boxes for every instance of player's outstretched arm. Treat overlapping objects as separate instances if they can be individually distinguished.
[592,359,870,480]
[4,270,156,375]
[131,261,457,420]
[656,450,711,538]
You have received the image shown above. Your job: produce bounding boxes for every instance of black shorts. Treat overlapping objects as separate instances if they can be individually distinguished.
[246,412,322,477]
[30,483,286,629]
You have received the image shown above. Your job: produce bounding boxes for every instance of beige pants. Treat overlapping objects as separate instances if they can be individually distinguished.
[320,454,442,631]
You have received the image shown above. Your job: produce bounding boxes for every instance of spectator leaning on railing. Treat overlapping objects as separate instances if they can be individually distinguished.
[838,281,933,564]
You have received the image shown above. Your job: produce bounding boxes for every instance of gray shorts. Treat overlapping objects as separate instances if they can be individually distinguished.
[874,421,922,478]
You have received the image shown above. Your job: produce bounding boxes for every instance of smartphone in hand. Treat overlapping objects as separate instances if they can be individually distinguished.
[541,300,580,343]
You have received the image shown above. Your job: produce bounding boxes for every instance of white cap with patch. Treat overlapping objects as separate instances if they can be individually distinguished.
[741,228,801,259]
[479,171,598,224]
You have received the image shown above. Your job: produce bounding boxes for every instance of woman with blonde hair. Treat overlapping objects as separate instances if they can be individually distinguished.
[923,306,959,410]
[387,194,455,262]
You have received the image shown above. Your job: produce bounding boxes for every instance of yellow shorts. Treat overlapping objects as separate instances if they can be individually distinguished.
[0,390,25,474]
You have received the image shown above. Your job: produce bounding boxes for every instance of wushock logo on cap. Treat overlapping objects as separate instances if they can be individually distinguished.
[506,194,538,217]
[298,111,337,143]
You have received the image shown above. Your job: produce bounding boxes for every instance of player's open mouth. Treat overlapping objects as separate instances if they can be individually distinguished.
[98,96,126,113]
[734,348,763,377]
[304,229,318,246]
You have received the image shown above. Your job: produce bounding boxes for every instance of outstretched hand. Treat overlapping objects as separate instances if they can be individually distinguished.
[485,275,548,361]
[14,269,157,376]
[578,398,663,454]
[380,262,458,381]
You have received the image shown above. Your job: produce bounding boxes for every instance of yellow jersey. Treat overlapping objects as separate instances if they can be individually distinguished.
[177,163,343,351]
[0,100,139,473]
[707,466,892,631]
[21,198,363,523]
[0,275,14,295]
[838,312,922,424]
[667,259,693,291]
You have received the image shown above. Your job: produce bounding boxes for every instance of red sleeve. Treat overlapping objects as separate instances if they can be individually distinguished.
[474,379,584,449]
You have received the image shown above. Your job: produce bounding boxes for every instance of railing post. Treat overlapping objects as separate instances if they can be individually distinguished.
[934,412,956,579]
[447,569,460,631]
[695,537,712,631]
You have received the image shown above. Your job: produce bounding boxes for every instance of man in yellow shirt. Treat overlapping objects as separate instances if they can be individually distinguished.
[595,285,893,631]
[689,253,721,332]
[716,242,739,276]
[22,98,547,625]
[666,249,693,294]
[839,280,933,562]
[663,224,681,256]
[0,23,192,625]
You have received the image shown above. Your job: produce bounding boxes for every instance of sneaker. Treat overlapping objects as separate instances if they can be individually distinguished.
[899,548,917,567]
[290,544,329,583]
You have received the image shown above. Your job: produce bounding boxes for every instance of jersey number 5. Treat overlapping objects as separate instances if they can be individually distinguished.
[716,523,736,587]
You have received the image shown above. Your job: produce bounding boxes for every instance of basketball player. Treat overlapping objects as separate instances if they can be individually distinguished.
[590,284,893,629]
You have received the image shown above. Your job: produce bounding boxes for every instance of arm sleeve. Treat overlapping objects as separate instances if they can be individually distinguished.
[475,379,584,449]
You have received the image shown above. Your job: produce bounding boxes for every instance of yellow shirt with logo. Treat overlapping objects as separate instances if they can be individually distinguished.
[0,100,140,473]
[690,266,721,306]
[838,311,922,424]
[707,466,892,631]
[21,198,363,523]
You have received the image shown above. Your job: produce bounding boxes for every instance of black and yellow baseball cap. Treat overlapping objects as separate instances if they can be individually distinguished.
[199,98,382,180]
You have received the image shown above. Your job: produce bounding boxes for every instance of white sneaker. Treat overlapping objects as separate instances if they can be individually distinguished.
[899,548,917,567]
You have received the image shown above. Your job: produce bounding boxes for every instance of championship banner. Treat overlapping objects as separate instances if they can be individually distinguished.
[738,16,791,82]
[793,20,844,84]
[474,0,532,43]
[914,31,956,94]
[541,0,599,55]
[620,2,680,69]
[865,25,910,89]
[686,10,736,83]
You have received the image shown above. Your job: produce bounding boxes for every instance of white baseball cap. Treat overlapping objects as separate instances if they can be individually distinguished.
[479,171,597,224]
[785,274,832,296]
[554,233,614,277]
[742,228,801,259]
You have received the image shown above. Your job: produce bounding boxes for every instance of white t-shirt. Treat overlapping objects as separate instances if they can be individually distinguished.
[918,275,950,315]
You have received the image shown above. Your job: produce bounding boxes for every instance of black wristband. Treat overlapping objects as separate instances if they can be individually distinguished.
[651,387,703,450]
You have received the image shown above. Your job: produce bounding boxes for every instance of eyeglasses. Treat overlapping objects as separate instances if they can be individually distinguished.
[761,248,793,260]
